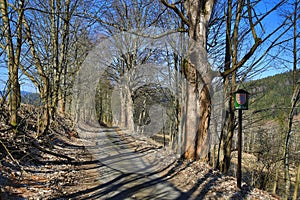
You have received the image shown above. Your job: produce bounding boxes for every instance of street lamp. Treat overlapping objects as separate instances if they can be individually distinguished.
[233,89,250,189]
[234,89,250,110]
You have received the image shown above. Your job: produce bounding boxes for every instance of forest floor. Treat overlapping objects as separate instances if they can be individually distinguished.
[0,105,281,199]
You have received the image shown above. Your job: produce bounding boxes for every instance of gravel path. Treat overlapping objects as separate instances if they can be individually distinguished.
[63,122,182,199]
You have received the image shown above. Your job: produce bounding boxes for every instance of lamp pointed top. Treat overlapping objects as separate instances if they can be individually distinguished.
[234,89,250,94]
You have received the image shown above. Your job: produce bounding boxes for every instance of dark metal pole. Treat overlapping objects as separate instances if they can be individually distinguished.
[237,109,242,189]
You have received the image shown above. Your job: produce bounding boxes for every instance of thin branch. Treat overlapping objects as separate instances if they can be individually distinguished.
[160,0,190,27]
[247,0,258,40]
[0,139,22,170]
[221,38,262,77]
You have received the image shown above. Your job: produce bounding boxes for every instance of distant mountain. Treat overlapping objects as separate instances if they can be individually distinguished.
[21,91,41,106]
[0,90,41,106]
[21,91,34,95]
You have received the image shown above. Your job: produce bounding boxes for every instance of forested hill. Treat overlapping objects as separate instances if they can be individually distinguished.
[247,71,295,119]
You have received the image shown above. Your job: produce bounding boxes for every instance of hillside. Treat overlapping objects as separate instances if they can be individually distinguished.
[247,71,295,119]
[238,71,300,198]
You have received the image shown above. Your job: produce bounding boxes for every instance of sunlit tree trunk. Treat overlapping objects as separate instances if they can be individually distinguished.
[120,86,127,128]
[119,83,135,131]
[0,0,23,127]
[293,163,300,200]
[182,0,214,160]
[50,0,71,117]
[181,69,200,159]
[283,66,300,200]
[50,0,59,118]
[58,0,71,116]
[161,0,215,160]
[125,84,135,131]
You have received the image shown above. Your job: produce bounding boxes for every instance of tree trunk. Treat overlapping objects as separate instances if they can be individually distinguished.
[183,79,199,159]
[125,84,135,131]
[39,79,51,134]
[178,0,214,160]
[0,0,23,127]
[217,108,235,173]
[283,82,300,199]
[196,84,211,160]
[50,0,59,118]
[292,163,300,200]
[120,86,127,128]
[57,0,71,116]
[217,75,236,173]
[272,162,279,195]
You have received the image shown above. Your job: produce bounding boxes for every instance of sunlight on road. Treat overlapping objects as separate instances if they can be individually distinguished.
[76,122,181,199]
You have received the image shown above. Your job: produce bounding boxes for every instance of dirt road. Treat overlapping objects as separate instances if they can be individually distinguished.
[61,122,182,199]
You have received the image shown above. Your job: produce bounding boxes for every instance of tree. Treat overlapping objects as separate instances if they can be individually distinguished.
[161,0,215,160]
[7,0,94,133]
[87,0,169,131]
[217,0,265,173]
[215,0,289,174]
[282,1,300,198]
[283,81,300,199]
[0,0,23,127]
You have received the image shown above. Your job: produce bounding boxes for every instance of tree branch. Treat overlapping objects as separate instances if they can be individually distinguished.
[221,38,262,77]
[160,0,190,27]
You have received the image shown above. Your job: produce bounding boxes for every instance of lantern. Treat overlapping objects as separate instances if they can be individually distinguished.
[234,89,250,110]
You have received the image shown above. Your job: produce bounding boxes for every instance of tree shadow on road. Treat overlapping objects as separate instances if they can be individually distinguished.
[51,123,225,200]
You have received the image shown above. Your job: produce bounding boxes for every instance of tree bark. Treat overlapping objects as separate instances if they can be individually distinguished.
[125,84,135,131]
[283,82,300,199]
[292,163,300,200]
[57,0,71,116]
[161,0,214,160]
[180,0,215,160]
[0,0,23,127]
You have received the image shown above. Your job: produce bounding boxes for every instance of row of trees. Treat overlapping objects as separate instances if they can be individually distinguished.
[0,0,94,133]
[1,0,299,199]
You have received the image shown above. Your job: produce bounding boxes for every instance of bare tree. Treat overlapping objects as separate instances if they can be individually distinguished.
[88,0,169,131]
[161,0,215,160]
[283,81,300,199]
[282,1,300,198]
[5,0,93,133]
[215,0,288,173]
[0,0,23,127]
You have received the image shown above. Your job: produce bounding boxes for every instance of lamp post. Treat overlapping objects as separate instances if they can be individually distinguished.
[233,89,250,189]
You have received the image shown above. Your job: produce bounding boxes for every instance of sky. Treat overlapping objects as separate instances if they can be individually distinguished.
[254,0,298,79]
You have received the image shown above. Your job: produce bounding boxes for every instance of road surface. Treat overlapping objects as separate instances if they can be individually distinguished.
[74,122,182,200]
